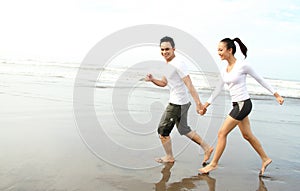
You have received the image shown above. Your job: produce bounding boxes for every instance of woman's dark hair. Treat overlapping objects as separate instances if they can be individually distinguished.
[160,36,175,48]
[220,37,248,58]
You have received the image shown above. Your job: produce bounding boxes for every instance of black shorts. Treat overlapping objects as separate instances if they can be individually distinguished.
[229,99,252,121]
[157,102,192,136]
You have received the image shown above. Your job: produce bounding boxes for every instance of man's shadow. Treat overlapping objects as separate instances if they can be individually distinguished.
[155,163,216,191]
[257,176,269,191]
[155,163,269,191]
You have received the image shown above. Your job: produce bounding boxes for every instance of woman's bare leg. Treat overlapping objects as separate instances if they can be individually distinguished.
[199,116,239,173]
[238,117,272,175]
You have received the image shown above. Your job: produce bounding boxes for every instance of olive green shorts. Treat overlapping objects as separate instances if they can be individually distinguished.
[158,102,192,136]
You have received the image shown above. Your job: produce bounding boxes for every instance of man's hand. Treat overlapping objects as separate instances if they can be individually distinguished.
[145,74,153,82]
[197,103,207,115]
[197,102,210,115]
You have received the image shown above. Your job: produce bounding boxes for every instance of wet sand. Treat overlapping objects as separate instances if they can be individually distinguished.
[1,82,300,191]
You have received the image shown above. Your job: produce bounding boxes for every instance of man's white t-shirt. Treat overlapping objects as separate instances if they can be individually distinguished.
[166,57,190,105]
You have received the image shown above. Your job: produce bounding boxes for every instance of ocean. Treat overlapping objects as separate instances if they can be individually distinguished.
[1,58,298,99]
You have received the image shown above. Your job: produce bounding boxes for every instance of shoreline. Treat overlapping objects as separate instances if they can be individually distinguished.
[0,61,299,190]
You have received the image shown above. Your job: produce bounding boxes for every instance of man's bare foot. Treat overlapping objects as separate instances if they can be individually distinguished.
[202,147,214,164]
[155,156,175,163]
[199,163,218,174]
[259,159,272,176]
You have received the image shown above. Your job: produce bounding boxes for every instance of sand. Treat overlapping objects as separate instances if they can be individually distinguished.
[0,76,299,191]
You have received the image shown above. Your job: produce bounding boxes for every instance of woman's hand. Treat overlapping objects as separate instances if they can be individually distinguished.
[274,92,284,105]
[197,102,210,115]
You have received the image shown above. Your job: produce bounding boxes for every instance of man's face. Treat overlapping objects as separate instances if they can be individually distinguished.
[160,42,175,62]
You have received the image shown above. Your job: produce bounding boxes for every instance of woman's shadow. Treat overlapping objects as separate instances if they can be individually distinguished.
[155,163,269,191]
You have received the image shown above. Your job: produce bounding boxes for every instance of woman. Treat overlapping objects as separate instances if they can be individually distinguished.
[199,38,284,176]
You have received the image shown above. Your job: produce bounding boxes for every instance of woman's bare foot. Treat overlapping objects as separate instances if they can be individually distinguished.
[202,147,214,164]
[155,156,175,163]
[199,163,218,174]
[259,158,272,176]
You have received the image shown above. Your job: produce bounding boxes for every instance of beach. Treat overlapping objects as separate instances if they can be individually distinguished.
[0,59,300,191]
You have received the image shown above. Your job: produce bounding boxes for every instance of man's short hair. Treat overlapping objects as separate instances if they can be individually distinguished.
[160,36,175,48]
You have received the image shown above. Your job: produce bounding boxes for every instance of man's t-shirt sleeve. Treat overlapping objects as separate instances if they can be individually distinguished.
[177,60,189,78]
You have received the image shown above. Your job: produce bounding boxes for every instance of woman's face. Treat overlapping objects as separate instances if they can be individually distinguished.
[218,42,232,61]
[160,42,175,62]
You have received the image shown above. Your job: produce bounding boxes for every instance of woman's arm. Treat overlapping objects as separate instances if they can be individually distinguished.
[206,77,225,105]
[244,64,284,105]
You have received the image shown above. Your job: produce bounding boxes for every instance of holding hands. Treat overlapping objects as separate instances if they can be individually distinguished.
[197,102,210,116]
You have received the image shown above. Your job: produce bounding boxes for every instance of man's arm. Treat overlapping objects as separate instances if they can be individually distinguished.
[145,74,168,87]
[182,75,206,114]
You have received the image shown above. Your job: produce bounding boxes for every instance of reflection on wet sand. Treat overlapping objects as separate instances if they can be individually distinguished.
[257,177,268,191]
[155,163,216,191]
[155,163,269,191]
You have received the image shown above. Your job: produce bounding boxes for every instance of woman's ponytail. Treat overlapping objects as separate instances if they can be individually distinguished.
[233,38,248,58]
[221,37,248,59]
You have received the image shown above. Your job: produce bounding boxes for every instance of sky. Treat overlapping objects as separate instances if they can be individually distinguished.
[0,0,300,81]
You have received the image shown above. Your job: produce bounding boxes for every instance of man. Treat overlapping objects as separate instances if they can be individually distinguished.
[145,36,213,165]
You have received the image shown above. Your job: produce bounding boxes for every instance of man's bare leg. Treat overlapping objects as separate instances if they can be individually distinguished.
[155,135,175,163]
[185,131,214,164]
